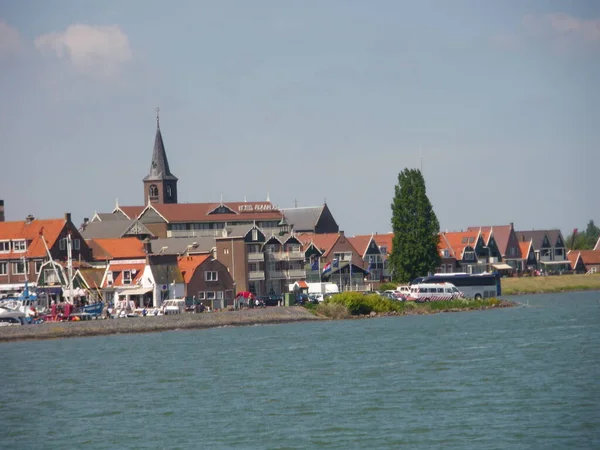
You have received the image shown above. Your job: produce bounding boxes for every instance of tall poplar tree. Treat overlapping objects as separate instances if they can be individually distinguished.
[390,168,441,283]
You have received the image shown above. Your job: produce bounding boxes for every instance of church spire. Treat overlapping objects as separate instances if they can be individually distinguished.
[143,107,178,183]
[143,108,178,204]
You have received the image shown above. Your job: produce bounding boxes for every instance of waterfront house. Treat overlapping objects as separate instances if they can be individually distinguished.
[178,254,234,309]
[437,233,459,273]
[437,231,482,274]
[518,239,538,272]
[467,223,522,270]
[348,234,385,287]
[594,237,600,251]
[515,229,568,272]
[297,231,368,291]
[567,250,600,274]
[0,213,91,295]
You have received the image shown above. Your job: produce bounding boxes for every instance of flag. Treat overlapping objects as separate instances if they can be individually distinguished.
[366,261,373,273]
[322,261,332,275]
[311,258,319,271]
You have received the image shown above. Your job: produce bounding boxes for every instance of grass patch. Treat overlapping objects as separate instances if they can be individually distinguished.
[320,292,509,317]
[502,273,600,295]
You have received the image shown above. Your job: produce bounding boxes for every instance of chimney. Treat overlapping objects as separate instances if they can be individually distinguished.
[65,212,72,223]
[510,222,514,230]
[25,214,35,224]
[143,238,152,254]
[81,217,90,231]
[0,199,4,222]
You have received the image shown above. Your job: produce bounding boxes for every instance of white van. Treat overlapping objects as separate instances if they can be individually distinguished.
[407,282,464,302]
[162,299,186,314]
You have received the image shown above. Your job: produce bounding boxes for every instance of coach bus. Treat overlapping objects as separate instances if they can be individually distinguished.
[416,272,501,299]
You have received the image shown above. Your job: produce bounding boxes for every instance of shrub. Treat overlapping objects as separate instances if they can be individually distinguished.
[325,292,404,315]
[316,303,350,319]
[379,282,398,291]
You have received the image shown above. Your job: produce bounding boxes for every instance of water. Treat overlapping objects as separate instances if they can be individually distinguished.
[1,292,599,449]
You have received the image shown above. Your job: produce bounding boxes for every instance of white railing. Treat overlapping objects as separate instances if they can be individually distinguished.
[248,271,265,281]
[248,253,264,262]
[167,229,223,238]
[268,270,286,279]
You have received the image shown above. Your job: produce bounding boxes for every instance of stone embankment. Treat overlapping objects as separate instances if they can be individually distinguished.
[0,307,321,343]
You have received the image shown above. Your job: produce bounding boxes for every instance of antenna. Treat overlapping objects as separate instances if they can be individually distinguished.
[420,146,423,173]
[266,192,270,202]
[156,107,160,128]
[294,198,298,208]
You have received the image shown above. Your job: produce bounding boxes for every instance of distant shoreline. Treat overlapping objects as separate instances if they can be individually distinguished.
[502,274,600,296]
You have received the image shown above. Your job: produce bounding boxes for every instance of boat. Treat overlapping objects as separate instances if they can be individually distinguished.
[0,306,26,326]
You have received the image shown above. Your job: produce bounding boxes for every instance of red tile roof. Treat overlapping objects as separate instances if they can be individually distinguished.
[0,218,66,260]
[118,206,145,219]
[146,202,283,223]
[567,251,580,268]
[89,238,146,260]
[177,254,210,284]
[372,233,393,255]
[467,225,513,256]
[518,241,532,260]
[296,233,340,256]
[347,235,373,257]
[104,263,145,287]
[577,250,600,266]
[440,231,479,259]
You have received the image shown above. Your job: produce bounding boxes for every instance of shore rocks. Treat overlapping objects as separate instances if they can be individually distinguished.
[0,307,321,343]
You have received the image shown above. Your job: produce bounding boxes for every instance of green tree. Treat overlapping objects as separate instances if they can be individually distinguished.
[565,220,600,250]
[390,168,441,283]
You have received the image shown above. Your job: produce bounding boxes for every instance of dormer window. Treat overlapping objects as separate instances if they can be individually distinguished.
[12,240,26,252]
[0,241,9,253]
[123,271,132,285]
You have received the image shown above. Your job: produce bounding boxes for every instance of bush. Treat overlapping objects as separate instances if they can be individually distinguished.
[316,302,351,319]
[325,292,404,315]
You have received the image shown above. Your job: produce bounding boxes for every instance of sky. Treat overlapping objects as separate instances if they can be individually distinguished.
[0,0,598,237]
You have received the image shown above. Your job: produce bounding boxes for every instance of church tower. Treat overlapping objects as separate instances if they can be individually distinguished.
[143,108,178,204]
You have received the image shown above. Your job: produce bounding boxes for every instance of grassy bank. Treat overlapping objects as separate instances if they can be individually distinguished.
[307,292,513,319]
[502,273,600,295]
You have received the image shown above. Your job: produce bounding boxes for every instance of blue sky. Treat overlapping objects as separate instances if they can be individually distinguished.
[0,1,598,236]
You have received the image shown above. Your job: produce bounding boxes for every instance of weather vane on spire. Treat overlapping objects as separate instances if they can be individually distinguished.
[156,107,160,128]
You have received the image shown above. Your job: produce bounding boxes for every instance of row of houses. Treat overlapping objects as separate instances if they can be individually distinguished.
[1,203,599,308]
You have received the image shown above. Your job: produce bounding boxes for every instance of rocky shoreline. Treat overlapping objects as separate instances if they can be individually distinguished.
[0,307,322,343]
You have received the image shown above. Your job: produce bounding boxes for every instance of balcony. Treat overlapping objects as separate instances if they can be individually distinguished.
[248,271,265,281]
[268,270,287,280]
[247,252,264,262]
[267,251,304,261]
[287,269,306,279]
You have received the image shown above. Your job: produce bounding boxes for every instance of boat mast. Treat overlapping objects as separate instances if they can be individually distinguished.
[67,234,74,304]
[40,230,62,291]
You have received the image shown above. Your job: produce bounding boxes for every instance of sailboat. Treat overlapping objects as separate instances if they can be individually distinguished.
[40,232,104,318]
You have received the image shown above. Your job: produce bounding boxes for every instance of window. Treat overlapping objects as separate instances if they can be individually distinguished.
[73,239,80,250]
[0,262,7,275]
[464,251,476,261]
[0,241,9,253]
[44,267,60,284]
[206,291,215,300]
[461,237,468,244]
[171,223,186,231]
[197,292,205,300]
[12,261,26,274]
[166,185,172,198]
[205,271,218,281]
[252,229,258,241]
[123,271,132,285]
[555,248,563,257]
[12,240,26,252]
[379,246,387,255]
[35,260,44,274]
[60,239,66,250]
[469,237,475,243]
[216,291,223,300]
[223,248,229,255]
[149,184,158,197]
[443,249,450,258]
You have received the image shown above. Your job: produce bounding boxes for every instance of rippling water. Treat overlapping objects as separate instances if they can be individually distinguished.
[2,292,599,449]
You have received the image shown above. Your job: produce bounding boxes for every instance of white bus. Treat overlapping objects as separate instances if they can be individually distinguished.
[417,273,501,299]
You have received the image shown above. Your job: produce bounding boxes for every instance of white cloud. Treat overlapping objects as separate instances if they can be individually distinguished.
[0,19,23,58]
[524,13,600,48]
[35,24,132,76]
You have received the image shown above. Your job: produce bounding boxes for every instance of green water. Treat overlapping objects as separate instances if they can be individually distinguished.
[1,292,599,449]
